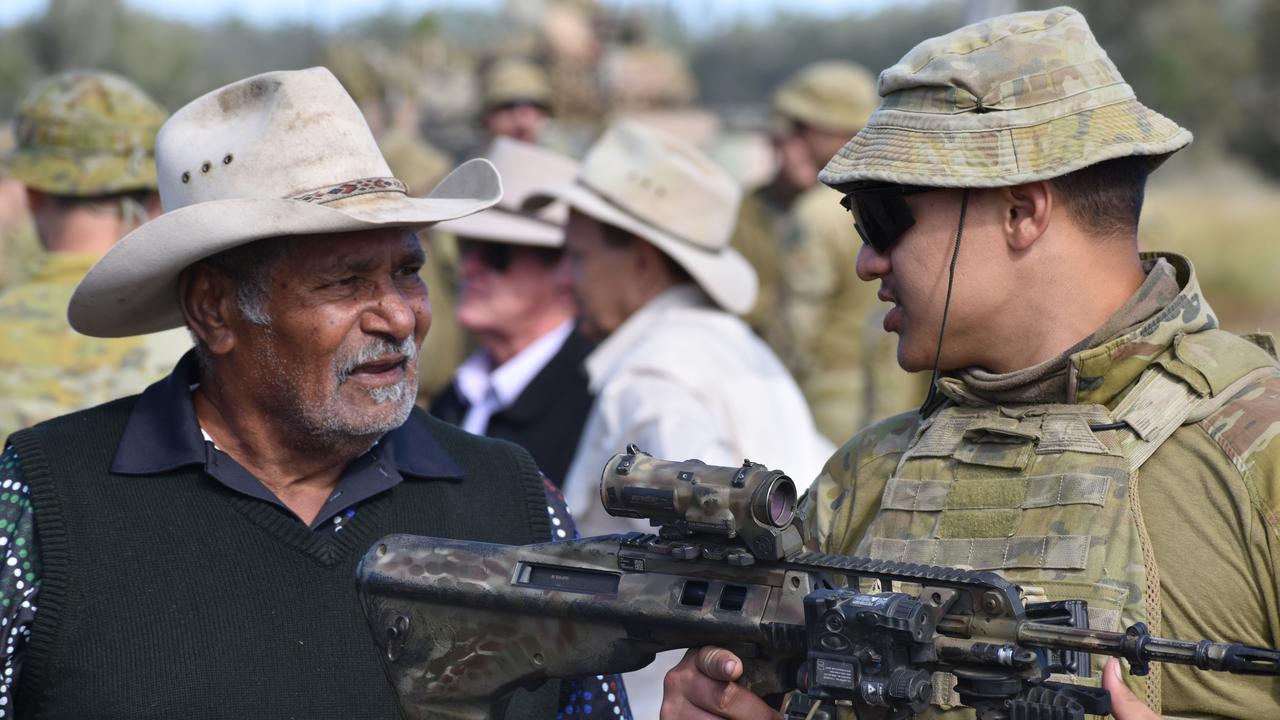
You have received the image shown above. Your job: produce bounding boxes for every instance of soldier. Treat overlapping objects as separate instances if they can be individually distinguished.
[0,70,190,440]
[731,61,924,444]
[476,56,590,161]
[480,57,554,146]
[0,127,40,291]
[664,8,1280,719]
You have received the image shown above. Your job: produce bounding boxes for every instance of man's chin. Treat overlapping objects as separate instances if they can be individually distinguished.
[895,338,934,374]
[331,381,417,433]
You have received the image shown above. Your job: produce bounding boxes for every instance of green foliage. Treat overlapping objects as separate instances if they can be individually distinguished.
[0,0,1277,180]
[689,2,966,108]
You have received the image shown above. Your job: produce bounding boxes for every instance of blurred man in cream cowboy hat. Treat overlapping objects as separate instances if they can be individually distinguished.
[0,66,616,718]
[665,8,1279,720]
[527,121,833,720]
[430,137,594,490]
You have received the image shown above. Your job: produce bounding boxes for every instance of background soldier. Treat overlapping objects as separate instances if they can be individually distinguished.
[732,61,924,443]
[664,8,1280,719]
[0,128,39,291]
[0,70,190,440]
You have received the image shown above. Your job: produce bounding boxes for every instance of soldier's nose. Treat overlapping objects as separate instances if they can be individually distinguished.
[856,242,891,282]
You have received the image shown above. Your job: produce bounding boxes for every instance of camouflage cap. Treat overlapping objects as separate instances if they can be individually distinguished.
[4,70,167,196]
[819,7,1192,190]
[482,57,552,112]
[772,61,877,135]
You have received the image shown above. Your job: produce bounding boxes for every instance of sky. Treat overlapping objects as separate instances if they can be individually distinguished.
[0,0,918,33]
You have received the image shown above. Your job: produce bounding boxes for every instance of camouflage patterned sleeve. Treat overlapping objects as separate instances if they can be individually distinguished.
[0,445,38,718]
[542,476,634,720]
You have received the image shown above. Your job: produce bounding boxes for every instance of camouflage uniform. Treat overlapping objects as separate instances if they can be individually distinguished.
[0,210,39,291]
[0,127,40,291]
[804,9,1280,717]
[731,62,924,443]
[0,71,189,441]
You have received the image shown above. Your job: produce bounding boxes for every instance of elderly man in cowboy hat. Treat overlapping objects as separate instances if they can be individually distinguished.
[663,8,1280,720]
[526,121,833,720]
[0,66,625,719]
[430,137,593,490]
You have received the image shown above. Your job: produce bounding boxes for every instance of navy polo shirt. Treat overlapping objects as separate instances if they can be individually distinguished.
[110,352,464,531]
[0,353,632,719]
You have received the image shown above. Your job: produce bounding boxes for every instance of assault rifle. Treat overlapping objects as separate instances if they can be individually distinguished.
[356,445,1280,720]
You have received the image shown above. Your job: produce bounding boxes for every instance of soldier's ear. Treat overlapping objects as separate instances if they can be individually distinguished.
[178,264,239,357]
[1000,181,1051,252]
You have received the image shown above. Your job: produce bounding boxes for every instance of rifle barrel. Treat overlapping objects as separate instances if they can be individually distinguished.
[1016,621,1280,676]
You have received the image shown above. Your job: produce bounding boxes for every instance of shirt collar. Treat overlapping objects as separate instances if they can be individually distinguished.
[111,350,464,480]
[584,283,710,392]
[935,252,1216,409]
[455,319,575,410]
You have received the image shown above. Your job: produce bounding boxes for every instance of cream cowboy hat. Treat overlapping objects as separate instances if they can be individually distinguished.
[524,121,756,315]
[69,66,503,338]
[434,137,578,247]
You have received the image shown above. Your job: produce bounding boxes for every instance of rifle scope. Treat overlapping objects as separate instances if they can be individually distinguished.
[599,445,804,561]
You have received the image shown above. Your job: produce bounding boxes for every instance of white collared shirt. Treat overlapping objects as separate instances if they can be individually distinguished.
[455,319,575,436]
[562,284,834,537]
[563,285,833,720]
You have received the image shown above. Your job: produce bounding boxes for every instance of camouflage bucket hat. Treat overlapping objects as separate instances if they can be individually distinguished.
[819,7,1192,191]
[483,57,552,112]
[4,70,168,196]
[772,61,877,135]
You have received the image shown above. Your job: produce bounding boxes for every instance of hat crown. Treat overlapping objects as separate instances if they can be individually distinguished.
[818,6,1191,190]
[483,57,551,109]
[486,136,578,223]
[578,122,740,252]
[878,7,1127,115]
[156,67,393,214]
[772,60,877,134]
[7,69,167,195]
[14,69,166,157]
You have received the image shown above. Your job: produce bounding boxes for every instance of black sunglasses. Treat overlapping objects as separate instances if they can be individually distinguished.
[839,185,936,253]
[458,239,514,273]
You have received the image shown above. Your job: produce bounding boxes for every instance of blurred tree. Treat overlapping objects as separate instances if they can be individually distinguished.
[1232,0,1280,178]
[688,2,965,111]
[1026,0,1255,149]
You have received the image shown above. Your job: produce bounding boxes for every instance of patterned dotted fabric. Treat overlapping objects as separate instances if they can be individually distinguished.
[543,477,633,720]
[0,447,36,718]
[0,446,633,718]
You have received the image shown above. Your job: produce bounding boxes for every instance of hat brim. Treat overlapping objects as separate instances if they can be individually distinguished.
[527,182,757,315]
[820,98,1192,190]
[70,158,502,338]
[434,207,563,247]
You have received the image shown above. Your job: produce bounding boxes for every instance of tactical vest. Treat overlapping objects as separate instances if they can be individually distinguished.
[854,329,1278,717]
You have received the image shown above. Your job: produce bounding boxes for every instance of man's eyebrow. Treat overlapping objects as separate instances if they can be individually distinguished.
[315,254,381,275]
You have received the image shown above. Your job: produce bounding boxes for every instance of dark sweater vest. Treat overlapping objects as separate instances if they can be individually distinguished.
[9,399,558,720]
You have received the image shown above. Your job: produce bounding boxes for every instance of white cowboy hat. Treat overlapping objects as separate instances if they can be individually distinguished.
[434,137,578,247]
[69,66,503,338]
[524,121,756,315]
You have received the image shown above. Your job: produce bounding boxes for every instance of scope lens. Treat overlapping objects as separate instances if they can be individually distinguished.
[765,477,796,527]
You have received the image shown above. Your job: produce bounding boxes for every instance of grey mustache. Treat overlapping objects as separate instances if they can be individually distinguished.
[337,336,417,384]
